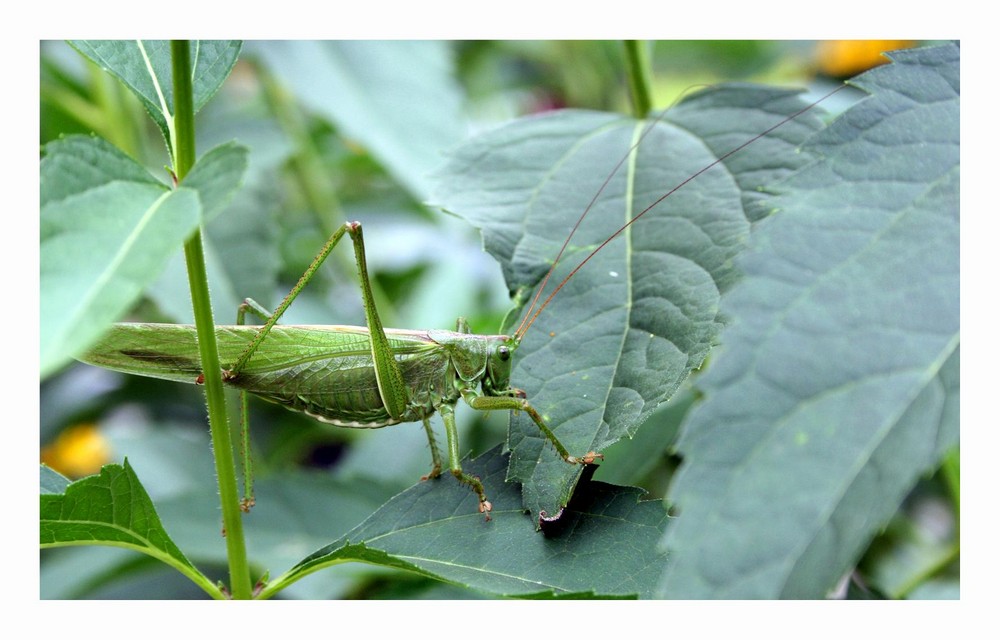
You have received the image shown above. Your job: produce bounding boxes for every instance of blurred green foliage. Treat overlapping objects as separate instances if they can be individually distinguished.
[41,40,953,600]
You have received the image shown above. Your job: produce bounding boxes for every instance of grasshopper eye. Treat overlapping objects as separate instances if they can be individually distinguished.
[497,346,510,361]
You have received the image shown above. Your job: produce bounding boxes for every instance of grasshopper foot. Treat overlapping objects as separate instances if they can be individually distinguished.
[566,451,604,465]
[451,469,492,522]
[421,463,442,481]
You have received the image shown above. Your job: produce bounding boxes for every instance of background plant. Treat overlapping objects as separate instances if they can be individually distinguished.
[40,40,958,600]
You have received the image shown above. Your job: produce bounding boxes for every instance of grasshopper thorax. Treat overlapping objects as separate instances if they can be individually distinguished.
[429,328,519,398]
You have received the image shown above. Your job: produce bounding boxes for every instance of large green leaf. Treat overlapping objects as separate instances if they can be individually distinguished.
[659,43,959,599]
[263,446,668,599]
[40,136,248,378]
[249,40,466,199]
[432,85,825,520]
[68,40,241,155]
[39,461,219,598]
[593,384,696,488]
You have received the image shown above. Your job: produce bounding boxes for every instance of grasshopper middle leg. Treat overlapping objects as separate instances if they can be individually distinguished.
[440,404,492,520]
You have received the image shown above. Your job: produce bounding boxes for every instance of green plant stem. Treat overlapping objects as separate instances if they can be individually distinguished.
[623,41,654,118]
[171,40,253,601]
[172,43,196,176]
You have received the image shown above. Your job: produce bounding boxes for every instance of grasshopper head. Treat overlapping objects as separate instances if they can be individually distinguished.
[482,336,519,397]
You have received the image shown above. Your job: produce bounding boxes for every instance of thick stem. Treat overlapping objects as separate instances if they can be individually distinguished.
[171,42,196,177]
[171,40,253,600]
[623,40,654,118]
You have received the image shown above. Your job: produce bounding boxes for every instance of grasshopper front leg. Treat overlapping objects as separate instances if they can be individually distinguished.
[461,390,603,465]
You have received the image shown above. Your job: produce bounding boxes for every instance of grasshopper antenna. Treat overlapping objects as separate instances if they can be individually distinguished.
[513,87,708,343]
[515,83,849,342]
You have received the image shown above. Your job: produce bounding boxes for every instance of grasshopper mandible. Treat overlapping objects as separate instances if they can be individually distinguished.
[79,83,845,521]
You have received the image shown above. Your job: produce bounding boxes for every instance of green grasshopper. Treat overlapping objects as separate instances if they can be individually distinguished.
[82,221,601,520]
[80,85,843,521]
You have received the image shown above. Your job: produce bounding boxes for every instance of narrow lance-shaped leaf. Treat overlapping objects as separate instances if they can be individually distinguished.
[659,42,959,599]
[68,40,241,155]
[433,85,824,520]
[40,136,248,378]
[40,136,199,378]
